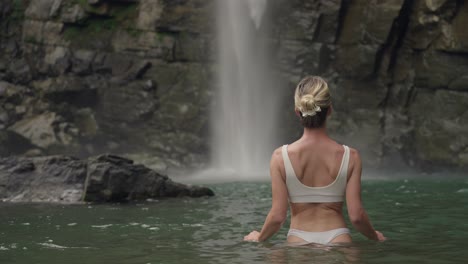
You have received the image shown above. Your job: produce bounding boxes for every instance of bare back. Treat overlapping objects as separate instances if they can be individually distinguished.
[285,137,351,242]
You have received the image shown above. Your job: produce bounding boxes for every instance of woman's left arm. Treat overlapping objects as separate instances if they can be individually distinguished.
[244,149,289,242]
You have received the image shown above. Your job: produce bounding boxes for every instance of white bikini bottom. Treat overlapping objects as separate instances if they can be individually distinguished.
[287,228,350,245]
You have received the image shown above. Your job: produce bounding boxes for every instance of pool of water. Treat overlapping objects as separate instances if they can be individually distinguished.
[1,178,468,264]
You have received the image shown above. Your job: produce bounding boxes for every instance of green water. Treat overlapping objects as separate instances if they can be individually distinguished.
[1,179,468,264]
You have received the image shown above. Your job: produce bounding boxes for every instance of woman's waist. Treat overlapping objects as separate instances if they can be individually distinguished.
[289,213,347,232]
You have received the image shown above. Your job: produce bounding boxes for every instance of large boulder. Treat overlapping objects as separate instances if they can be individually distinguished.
[0,154,214,203]
[8,112,78,149]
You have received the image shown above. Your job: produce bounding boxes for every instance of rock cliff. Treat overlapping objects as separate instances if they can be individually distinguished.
[0,0,215,171]
[0,0,467,170]
[272,0,468,169]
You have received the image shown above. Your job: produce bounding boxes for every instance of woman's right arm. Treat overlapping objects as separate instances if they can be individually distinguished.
[345,149,385,241]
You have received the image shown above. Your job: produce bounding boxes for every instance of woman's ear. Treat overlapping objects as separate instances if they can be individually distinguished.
[327,105,333,117]
[295,109,301,117]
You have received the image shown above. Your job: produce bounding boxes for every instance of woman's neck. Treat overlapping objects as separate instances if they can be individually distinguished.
[301,126,328,141]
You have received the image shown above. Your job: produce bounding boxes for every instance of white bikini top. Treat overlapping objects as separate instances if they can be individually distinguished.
[281,144,350,203]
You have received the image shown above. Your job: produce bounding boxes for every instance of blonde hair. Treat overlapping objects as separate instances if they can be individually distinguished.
[294,76,331,127]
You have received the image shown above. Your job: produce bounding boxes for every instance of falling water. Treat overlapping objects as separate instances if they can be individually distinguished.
[211,0,277,179]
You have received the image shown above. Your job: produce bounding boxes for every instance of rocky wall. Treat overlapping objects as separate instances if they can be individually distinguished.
[0,0,216,171]
[272,0,468,169]
[0,0,467,171]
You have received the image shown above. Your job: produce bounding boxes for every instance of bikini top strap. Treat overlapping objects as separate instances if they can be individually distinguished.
[281,145,295,178]
[340,145,350,179]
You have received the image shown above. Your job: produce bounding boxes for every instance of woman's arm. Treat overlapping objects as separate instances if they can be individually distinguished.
[244,148,289,242]
[346,149,386,241]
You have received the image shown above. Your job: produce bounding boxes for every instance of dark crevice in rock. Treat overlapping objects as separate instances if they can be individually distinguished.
[438,49,468,56]
[387,0,413,73]
[312,14,323,42]
[334,0,350,44]
[415,85,468,93]
[375,0,413,76]
[404,84,417,109]
[377,0,413,162]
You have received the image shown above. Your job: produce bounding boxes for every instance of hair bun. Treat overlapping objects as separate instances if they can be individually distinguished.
[299,94,321,117]
[299,94,317,111]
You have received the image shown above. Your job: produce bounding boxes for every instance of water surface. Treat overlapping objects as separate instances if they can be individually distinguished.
[1,179,467,264]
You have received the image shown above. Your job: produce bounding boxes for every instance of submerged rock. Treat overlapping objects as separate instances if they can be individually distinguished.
[0,154,214,203]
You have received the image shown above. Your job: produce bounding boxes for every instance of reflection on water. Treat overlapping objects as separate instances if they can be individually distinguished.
[1,179,467,264]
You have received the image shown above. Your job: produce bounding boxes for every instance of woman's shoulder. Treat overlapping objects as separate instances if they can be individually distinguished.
[338,144,361,171]
[270,146,287,180]
[270,146,285,164]
[341,144,360,159]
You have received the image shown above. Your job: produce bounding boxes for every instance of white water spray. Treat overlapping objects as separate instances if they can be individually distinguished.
[209,0,278,180]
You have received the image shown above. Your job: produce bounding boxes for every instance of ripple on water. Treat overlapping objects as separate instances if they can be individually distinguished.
[456,189,468,193]
[37,242,93,250]
[37,243,69,250]
[91,224,113,228]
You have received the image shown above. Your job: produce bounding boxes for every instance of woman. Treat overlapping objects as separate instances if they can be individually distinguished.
[244,76,386,244]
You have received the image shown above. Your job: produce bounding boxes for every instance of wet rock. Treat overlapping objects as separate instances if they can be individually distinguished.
[0,130,35,157]
[338,0,403,45]
[136,0,163,31]
[425,0,449,11]
[118,60,152,82]
[43,22,65,45]
[111,30,175,60]
[448,76,468,91]
[409,89,468,166]
[31,76,97,109]
[156,0,215,33]
[103,53,133,76]
[174,34,213,62]
[71,49,96,75]
[25,0,62,20]
[0,1,13,19]
[7,59,33,84]
[434,3,468,53]
[414,51,468,89]
[74,108,99,137]
[60,4,87,23]
[97,80,158,125]
[335,44,379,78]
[274,0,322,41]
[8,112,77,148]
[0,154,214,203]
[22,20,44,44]
[88,0,101,5]
[43,46,71,74]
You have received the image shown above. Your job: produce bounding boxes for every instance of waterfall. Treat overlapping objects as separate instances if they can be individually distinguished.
[210,0,277,179]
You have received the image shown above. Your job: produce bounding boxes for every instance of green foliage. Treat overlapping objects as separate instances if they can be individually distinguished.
[155,32,171,42]
[64,0,141,49]
[111,4,138,23]
[24,36,38,43]
[126,27,142,38]
[63,21,114,49]
[6,0,26,22]
[63,26,82,41]
[63,2,139,48]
